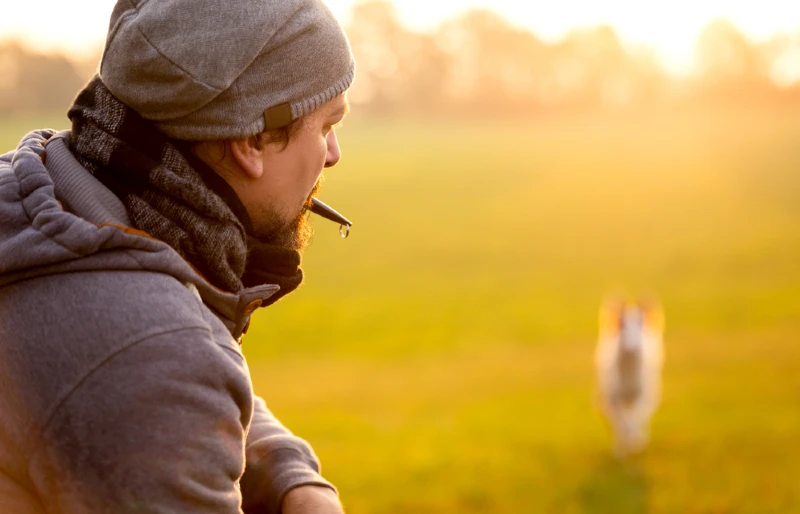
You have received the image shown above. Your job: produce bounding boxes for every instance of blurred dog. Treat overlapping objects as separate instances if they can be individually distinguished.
[595,297,664,457]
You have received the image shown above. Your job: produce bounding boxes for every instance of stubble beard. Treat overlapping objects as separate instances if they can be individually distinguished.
[253,179,321,252]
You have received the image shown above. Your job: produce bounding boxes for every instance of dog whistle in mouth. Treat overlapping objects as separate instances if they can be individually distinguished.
[310,198,352,239]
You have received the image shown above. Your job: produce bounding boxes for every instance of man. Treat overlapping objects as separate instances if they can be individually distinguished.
[0,0,354,512]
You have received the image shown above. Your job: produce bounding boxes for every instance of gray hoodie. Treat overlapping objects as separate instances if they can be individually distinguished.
[0,130,334,513]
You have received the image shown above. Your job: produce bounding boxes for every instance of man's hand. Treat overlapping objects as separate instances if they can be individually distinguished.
[281,485,344,514]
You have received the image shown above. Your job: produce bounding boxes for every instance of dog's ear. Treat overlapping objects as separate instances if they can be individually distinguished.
[599,293,626,334]
[639,295,664,334]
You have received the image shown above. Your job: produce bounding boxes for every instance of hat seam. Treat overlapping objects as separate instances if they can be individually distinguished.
[133,24,224,93]
[235,81,246,131]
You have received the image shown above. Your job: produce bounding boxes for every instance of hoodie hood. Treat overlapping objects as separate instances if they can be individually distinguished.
[0,129,278,334]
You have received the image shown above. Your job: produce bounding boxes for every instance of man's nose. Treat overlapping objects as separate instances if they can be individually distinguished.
[325,130,341,168]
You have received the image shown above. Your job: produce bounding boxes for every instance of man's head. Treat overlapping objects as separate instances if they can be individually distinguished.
[194,94,350,250]
[99,0,355,249]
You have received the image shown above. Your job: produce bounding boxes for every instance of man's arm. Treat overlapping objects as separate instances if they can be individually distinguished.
[240,396,342,514]
[28,327,253,513]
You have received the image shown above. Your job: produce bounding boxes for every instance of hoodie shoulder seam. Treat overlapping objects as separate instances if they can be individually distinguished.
[39,325,215,435]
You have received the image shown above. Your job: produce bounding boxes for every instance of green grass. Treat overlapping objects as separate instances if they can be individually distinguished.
[3,108,799,512]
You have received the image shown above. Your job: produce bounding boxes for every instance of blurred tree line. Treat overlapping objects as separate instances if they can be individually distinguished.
[345,1,800,117]
[0,41,88,115]
[1,0,799,117]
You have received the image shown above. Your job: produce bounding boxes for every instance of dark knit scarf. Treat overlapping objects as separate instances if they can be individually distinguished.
[67,77,303,302]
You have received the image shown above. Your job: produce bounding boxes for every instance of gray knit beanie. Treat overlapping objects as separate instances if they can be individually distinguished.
[100,0,355,140]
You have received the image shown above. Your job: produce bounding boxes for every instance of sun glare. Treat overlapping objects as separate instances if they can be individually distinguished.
[1,0,798,73]
[328,0,800,75]
[0,1,113,59]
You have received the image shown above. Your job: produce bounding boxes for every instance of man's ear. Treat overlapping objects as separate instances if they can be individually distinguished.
[229,136,264,179]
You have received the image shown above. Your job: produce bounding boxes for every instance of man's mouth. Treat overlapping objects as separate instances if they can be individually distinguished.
[303,177,324,210]
[301,176,352,238]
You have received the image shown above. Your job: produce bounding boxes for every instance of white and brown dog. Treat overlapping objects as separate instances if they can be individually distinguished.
[595,297,664,457]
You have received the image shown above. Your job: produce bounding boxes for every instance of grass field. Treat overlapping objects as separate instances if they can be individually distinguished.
[3,107,799,512]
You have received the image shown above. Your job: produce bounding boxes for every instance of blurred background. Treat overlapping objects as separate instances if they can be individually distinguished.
[2,1,799,511]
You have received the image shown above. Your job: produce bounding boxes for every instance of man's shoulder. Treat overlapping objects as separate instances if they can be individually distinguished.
[2,268,227,348]
[0,268,245,426]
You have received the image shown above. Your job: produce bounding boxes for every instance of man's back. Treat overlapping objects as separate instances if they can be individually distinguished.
[0,130,328,513]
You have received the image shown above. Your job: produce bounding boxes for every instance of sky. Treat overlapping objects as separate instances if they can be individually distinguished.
[1,0,799,75]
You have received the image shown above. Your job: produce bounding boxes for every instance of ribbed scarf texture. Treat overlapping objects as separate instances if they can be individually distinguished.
[67,77,303,303]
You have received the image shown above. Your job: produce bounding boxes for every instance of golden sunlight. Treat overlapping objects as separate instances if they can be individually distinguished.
[328,0,800,75]
[1,0,799,74]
